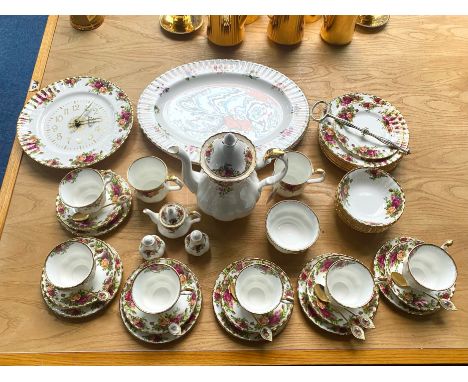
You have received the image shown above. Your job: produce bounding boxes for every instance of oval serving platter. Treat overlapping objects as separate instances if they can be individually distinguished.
[138,59,310,164]
[17,76,133,169]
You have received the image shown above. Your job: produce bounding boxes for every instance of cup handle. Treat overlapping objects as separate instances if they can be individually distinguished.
[260,327,273,342]
[306,168,326,184]
[441,240,453,250]
[166,175,184,192]
[101,170,114,187]
[168,323,182,336]
[281,294,294,305]
[180,285,195,295]
[188,210,202,224]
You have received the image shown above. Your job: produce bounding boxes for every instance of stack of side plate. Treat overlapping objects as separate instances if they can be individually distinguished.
[318,93,409,172]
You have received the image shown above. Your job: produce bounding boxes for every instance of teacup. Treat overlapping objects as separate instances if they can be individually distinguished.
[234,263,293,341]
[273,151,325,197]
[44,240,96,290]
[324,258,374,310]
[402,243,457,293]
[59,168,111,216]
[131,263,193,315]
[127,156,183,203]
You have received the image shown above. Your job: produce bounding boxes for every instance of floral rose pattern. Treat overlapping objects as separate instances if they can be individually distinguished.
[385,188,404,218]
[339,176,353,205]
[115,105,132,130]
[68,151,105,166]
[87,78,114,94]
[19,132,44,155]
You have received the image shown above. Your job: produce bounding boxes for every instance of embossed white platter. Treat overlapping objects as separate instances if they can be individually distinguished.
[138,59,310,164]
[17,76,133,169]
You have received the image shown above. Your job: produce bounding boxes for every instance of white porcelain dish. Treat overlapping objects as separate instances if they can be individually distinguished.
[337,168,405,227]
[138,59,309,164]
[266,200,320,254]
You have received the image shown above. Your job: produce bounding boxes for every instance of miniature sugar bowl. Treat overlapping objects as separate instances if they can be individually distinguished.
[139,234,165,261]
[185,230,209,256]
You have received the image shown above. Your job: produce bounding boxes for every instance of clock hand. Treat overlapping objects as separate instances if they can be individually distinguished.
[73,101,95,125]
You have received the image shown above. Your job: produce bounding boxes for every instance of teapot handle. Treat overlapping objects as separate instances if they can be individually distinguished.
[188,210,202,224]
[258,149,288,193]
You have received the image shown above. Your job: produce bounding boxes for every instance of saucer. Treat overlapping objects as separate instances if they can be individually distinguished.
[298,254,379,337]
[56,170,132,236]
[331,93,403,160]
[40,240,122,319]
[221,258,293,333]
[373,237,436,315]
[121,259,199,334]
[385,238,455,312]
[305,253,379,328]
[43,237,116,308]
[119,258,202,344]
[213,259,291,342]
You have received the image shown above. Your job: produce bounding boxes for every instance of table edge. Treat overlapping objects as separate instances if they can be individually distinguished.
[0,349,467,365]
[0,15,58,238]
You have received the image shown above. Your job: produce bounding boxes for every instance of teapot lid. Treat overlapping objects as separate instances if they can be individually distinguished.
[200,132,256,183]
[159,202,186,227]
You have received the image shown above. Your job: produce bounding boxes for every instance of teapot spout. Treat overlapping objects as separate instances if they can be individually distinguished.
[168,146,200,194]
[143,208,160,225]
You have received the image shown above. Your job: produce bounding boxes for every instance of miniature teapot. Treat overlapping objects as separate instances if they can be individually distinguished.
[143,202,201,239]
[168,132,288,221]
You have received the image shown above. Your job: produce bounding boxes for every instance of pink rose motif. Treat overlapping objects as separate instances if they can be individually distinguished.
[214,291,221,301]
[319,307,331,318]
[320,258,335,272]
[377,254,386,269]
[173,264,184,276]
[268,311,281,326]
[341,96,353,105]
[223,289,233,307]
[391,195,401,209]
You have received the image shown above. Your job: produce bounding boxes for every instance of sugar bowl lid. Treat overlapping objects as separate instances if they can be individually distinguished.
[200,132,256,183]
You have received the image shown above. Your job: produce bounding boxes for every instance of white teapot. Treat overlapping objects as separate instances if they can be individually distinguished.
[168,132,288,221]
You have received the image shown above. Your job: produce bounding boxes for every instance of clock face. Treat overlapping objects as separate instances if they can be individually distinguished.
[41,95,112,153]
[17,77,133,168]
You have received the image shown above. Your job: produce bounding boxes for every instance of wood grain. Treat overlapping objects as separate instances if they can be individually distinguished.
[0,16,58,237]
[0,15,468,365]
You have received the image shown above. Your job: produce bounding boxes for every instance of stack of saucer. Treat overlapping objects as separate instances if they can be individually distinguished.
[56,169,132,236]
[40,237,122,318]
[335,168,405,233]
[298,253,379,340]
[318,93,410,172]
[120,258,202,344]
[373,237,457,315]
[213,258,294,342]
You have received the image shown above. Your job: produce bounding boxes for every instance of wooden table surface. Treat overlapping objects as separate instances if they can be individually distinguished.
[0,15,468,365]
